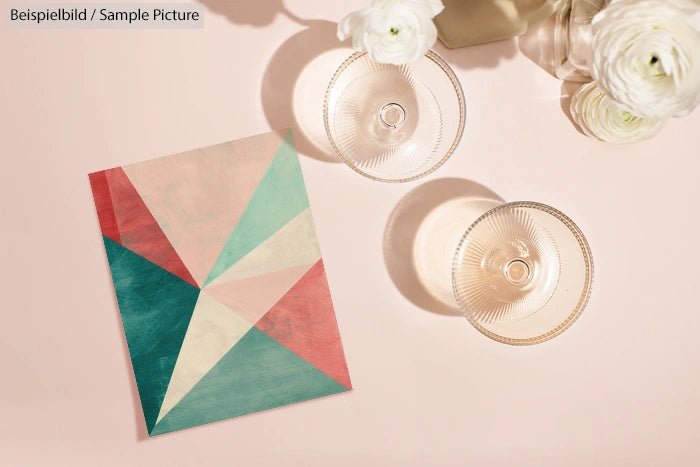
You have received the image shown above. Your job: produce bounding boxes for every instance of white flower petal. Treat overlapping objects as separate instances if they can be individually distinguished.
[591,0,700,118]
[570,81,669,143]
[336,0,442,64]
[338,7,373,41]
[424,0,445,17]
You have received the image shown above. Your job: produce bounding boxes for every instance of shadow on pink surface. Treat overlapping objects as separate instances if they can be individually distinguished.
[196,0,286,26]
[518,13,587,136]
[261,19,348,163]
[384,178,504,316]
[198,1,521,164]
[434,38,518,71]
[197,0,347,163]
[560,81,586,133]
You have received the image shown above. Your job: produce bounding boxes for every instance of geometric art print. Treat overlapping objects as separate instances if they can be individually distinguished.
[88,129,352,436]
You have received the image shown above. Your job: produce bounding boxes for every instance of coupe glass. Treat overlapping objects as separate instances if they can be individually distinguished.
[323,51,466,182]
[452,201,594,345]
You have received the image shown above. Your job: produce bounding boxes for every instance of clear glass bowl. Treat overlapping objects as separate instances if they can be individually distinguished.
[323,51,466,182]
[452,201,594,345]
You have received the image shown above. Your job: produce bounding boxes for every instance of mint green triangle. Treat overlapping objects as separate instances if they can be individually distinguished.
[204,130,309,286]
[150,327,347,435]
[103,236,200,434]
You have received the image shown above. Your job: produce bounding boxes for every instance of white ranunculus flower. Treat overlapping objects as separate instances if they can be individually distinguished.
[591,0,700,118]
[337,0,444,65]
[570,81,669,143]
[668,0,700,31]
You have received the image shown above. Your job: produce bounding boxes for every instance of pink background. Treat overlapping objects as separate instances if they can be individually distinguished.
[2,0,700,465]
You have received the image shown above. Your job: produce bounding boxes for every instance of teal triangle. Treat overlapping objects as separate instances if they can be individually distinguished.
[150,327,348,435]
[103,236,200,434]
[203,130,309,286]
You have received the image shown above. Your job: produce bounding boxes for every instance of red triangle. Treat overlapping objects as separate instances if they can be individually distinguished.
[88,170,120,243]
[256,259,352,390]
[103,167,198,288]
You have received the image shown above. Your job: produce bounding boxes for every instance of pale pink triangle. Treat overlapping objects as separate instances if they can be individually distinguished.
[204,262,316,325]
[122,129,287,286]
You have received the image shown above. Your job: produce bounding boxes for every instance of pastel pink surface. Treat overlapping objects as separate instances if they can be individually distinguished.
[121,130,285,287]
[204,262,316,325]
[4,0,700,465]
[256,260,352,390]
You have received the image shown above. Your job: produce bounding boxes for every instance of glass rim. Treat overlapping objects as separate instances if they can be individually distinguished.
[323,50,466,183]
[451,201,595,345]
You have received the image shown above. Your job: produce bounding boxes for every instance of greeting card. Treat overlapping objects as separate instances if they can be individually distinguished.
[89,129,351,436]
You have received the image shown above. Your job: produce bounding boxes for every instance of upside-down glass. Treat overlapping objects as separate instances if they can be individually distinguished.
[452,201,594,345]
[323,51,466,182]
[414,197,594,345]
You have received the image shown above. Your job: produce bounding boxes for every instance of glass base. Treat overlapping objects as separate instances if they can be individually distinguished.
[324,51,465,182]
[453,202,594,345]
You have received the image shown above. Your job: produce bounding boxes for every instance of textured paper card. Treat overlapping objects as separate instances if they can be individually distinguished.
[89,129,352,436]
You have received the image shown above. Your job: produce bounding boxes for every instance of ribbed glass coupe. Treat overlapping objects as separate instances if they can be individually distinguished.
[452,201,594,345]
[323,51,466,182]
